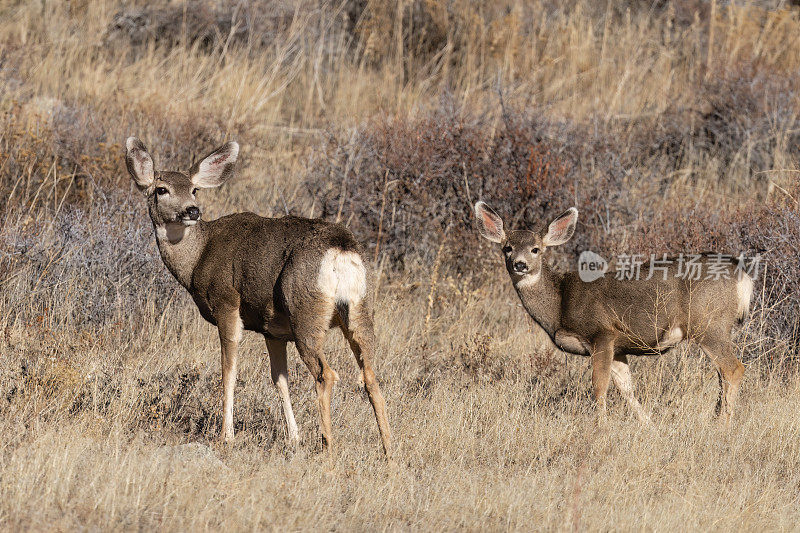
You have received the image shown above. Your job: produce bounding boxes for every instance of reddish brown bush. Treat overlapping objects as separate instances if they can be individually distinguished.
[306,101,627,275]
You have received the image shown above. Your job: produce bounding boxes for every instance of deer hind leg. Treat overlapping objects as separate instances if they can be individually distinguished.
[265,338,299,445]
[291,300,339,451]
[698,333,745,426]
[610,354,650,423]
[591,334,616,418]
[339,302,392,457]
[217,309,243,442]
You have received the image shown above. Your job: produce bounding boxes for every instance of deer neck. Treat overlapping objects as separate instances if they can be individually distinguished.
[513,261,563,338]
[152,220,208,289]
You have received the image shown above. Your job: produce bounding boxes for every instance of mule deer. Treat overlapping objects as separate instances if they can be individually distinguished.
[125,137,391,456]
[474,201,752,424]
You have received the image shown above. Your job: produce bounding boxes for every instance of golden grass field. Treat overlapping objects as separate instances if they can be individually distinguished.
[1,0,799,530]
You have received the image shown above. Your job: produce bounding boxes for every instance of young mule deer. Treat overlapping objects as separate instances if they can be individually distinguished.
[125,137,391,456]
[475,201,752,424]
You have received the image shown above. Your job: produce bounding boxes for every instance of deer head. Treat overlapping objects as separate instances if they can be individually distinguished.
[474,201,578,286]
[125,137,239,228]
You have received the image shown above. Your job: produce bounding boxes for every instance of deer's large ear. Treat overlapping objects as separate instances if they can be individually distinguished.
[543,207,578,246]
[126,137,154,191]
[474,201,506,243]
[189,142,239,188]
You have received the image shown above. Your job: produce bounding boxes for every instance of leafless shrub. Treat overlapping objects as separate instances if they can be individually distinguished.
[305,99,628,275]
[0,197,178,330]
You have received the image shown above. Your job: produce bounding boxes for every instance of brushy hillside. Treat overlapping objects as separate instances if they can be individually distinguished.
[1,0,799,530]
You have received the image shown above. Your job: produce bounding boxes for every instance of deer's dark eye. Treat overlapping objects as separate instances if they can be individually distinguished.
[502,245,512,254]
[191,188,198,195]
[532,247,540,254]
[155,187,168,196]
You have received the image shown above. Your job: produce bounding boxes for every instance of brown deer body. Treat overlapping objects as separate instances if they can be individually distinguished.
[475,202,751,424]
[125,137,391,456]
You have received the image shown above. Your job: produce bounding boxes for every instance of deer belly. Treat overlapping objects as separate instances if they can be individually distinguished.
[554,330,591,356]
[239,303,293,340]
[265,315,293,339]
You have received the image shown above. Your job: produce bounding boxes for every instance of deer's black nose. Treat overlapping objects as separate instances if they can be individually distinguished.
[513,261,528,273]
[185,206,200,220]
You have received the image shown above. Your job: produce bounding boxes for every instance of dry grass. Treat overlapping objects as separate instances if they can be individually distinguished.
[1,0,800,530]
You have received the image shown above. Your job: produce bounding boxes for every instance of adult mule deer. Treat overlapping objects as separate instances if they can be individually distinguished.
[474,201,752,424]
[125,137,391,456]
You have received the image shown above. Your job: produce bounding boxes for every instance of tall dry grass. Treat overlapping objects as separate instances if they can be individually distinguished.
[1,0,799,530]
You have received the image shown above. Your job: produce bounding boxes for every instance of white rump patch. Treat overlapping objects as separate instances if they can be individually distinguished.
[736,273,753,319]
[317,249,367,306]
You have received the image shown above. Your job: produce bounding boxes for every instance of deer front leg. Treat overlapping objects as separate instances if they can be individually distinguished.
[590,334,616,418]
[217,310,243,442]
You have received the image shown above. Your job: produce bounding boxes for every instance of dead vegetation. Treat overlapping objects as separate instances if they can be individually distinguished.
[1,0,800,529]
